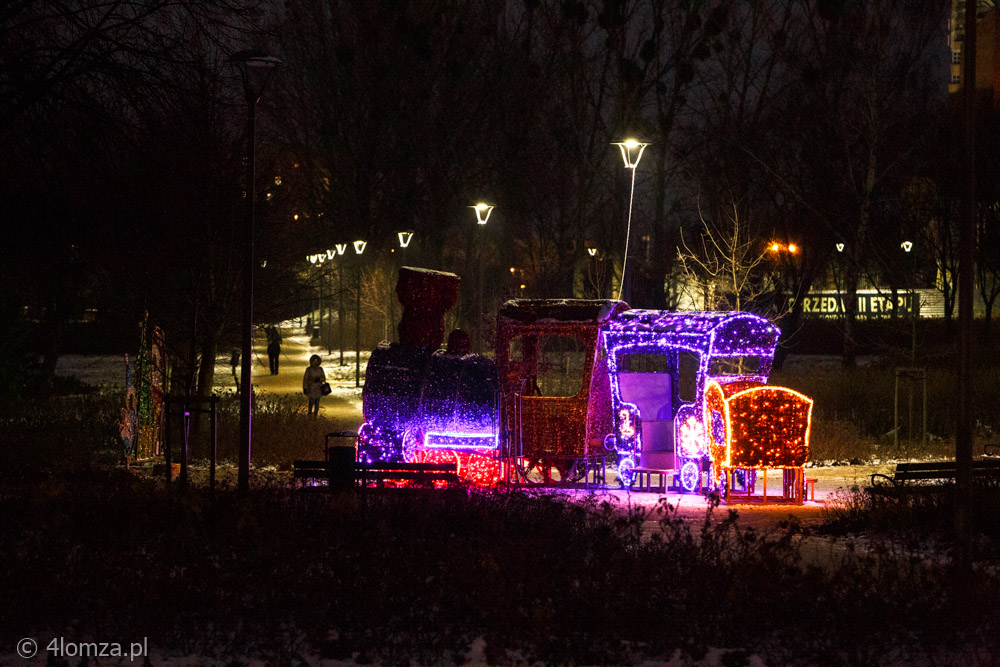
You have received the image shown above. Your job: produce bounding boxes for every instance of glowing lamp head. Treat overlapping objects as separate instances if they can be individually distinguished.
[308,254,318,264]
[612,138,649,169]
[901,240,913,252]
[471,203,494,225]
[787,243,798,254]
[836,243,845,252]
[587,248,597,257]
[354,240,367,255]
[336,243,347,255]
[770,242,781,252]
[398,230,414,248]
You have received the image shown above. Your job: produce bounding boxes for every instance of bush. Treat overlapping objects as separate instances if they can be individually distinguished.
[1,469,998,664]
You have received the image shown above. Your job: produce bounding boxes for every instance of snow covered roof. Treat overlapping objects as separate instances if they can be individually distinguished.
[604,310,780,357]
[498,299,628,326]
[399,266,459,279]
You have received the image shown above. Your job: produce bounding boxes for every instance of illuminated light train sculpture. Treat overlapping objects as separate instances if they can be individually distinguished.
[358,267,813,502]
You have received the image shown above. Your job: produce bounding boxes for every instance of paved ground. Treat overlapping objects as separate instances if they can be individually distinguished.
[210,319,366,423]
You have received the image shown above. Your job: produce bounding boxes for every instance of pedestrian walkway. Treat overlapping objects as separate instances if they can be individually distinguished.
[213,317,366,423]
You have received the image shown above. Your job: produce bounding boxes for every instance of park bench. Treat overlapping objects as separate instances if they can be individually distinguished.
[293,459,461,488]
[294,432,460,490]
[870,449,1000,487]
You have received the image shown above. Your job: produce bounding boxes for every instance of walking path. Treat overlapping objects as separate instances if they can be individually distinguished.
[211,318,366,424]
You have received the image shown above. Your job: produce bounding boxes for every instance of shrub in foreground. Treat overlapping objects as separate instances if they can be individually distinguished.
[0,467,998,664]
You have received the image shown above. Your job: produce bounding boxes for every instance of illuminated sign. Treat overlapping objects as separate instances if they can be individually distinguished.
[791,291,918,318]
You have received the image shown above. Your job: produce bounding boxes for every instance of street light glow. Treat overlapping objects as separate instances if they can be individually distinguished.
[788,243,798,254]
[588,248,597,257]
[612,138,649,169]
[398,230,414,248]
[354,240,367,255]
[471,203,494,225]
[770,242,781,252]
[336,243,347,255]
[836,243,845,252]
[901,240,913,252]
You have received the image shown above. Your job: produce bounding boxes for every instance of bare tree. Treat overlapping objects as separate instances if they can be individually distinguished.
[676,198,775,313]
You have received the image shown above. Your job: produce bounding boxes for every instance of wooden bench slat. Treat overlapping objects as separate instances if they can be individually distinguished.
[873,457,1000,486]
[293,458,460,487]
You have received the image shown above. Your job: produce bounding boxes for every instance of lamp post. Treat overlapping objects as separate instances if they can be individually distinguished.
[471,203,493,352]
[354,239,367,387]
[611,139,648,304]
[393,230,415,343]
[230,49,282,493]
[335,243,347,366]
[902,240,917,363]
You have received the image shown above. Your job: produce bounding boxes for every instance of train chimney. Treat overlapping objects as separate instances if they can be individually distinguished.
[395,266,460,349]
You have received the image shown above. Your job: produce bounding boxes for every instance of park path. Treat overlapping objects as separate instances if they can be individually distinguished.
[211,318,366,425]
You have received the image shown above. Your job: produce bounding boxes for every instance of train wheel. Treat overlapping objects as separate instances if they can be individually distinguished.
[617,457,636,488]
[512,458,547,485]
[679,459,701,493]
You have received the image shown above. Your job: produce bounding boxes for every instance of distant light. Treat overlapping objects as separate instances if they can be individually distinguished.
[308,254,318,264]
[787,243,798,254]
[587,248,597,257]
[265,192,272,201]
[326,249,335,260]
[510,267,516,273]
[354,240,367,255]
[471,203,494,225]
[293,213,299,221]
[520,284,526,290]
[274,176,282,186]
[336,243,347,255]
[398,230,414,248]
[901,240,913,252]
[836,243,845,252]
[260,260,267,268]
[770,242,781,252]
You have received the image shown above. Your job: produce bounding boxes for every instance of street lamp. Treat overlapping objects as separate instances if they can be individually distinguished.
[471,203,494,352]
[611,138,649,303]
[392,230,415,343]
[335,243,347,366]
[354,239,367,387]
[230,48,282,493]
[902,240,917,362]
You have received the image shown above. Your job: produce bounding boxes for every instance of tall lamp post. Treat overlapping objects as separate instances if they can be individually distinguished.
[471,203,493,352]
[611,139,649,304]
[335,243,347,366]
[902,240,917,362]
[354,240,367,387]
[230,49,282,493]
[394,230,415,343]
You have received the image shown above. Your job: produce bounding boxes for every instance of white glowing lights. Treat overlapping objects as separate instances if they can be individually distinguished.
[471,202,494,225]
[612,138,649,169]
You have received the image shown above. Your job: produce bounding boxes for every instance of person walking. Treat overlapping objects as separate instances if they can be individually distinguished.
[302,354,327,418]
[266,326,282,375]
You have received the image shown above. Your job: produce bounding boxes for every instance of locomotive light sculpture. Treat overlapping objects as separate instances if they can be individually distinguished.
[358,267,813,502]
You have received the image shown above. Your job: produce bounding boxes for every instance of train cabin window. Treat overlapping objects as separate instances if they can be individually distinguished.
[678,351,699,403]
[709,356,762,376]
[509,334,586,397]
[615,352,669,374]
